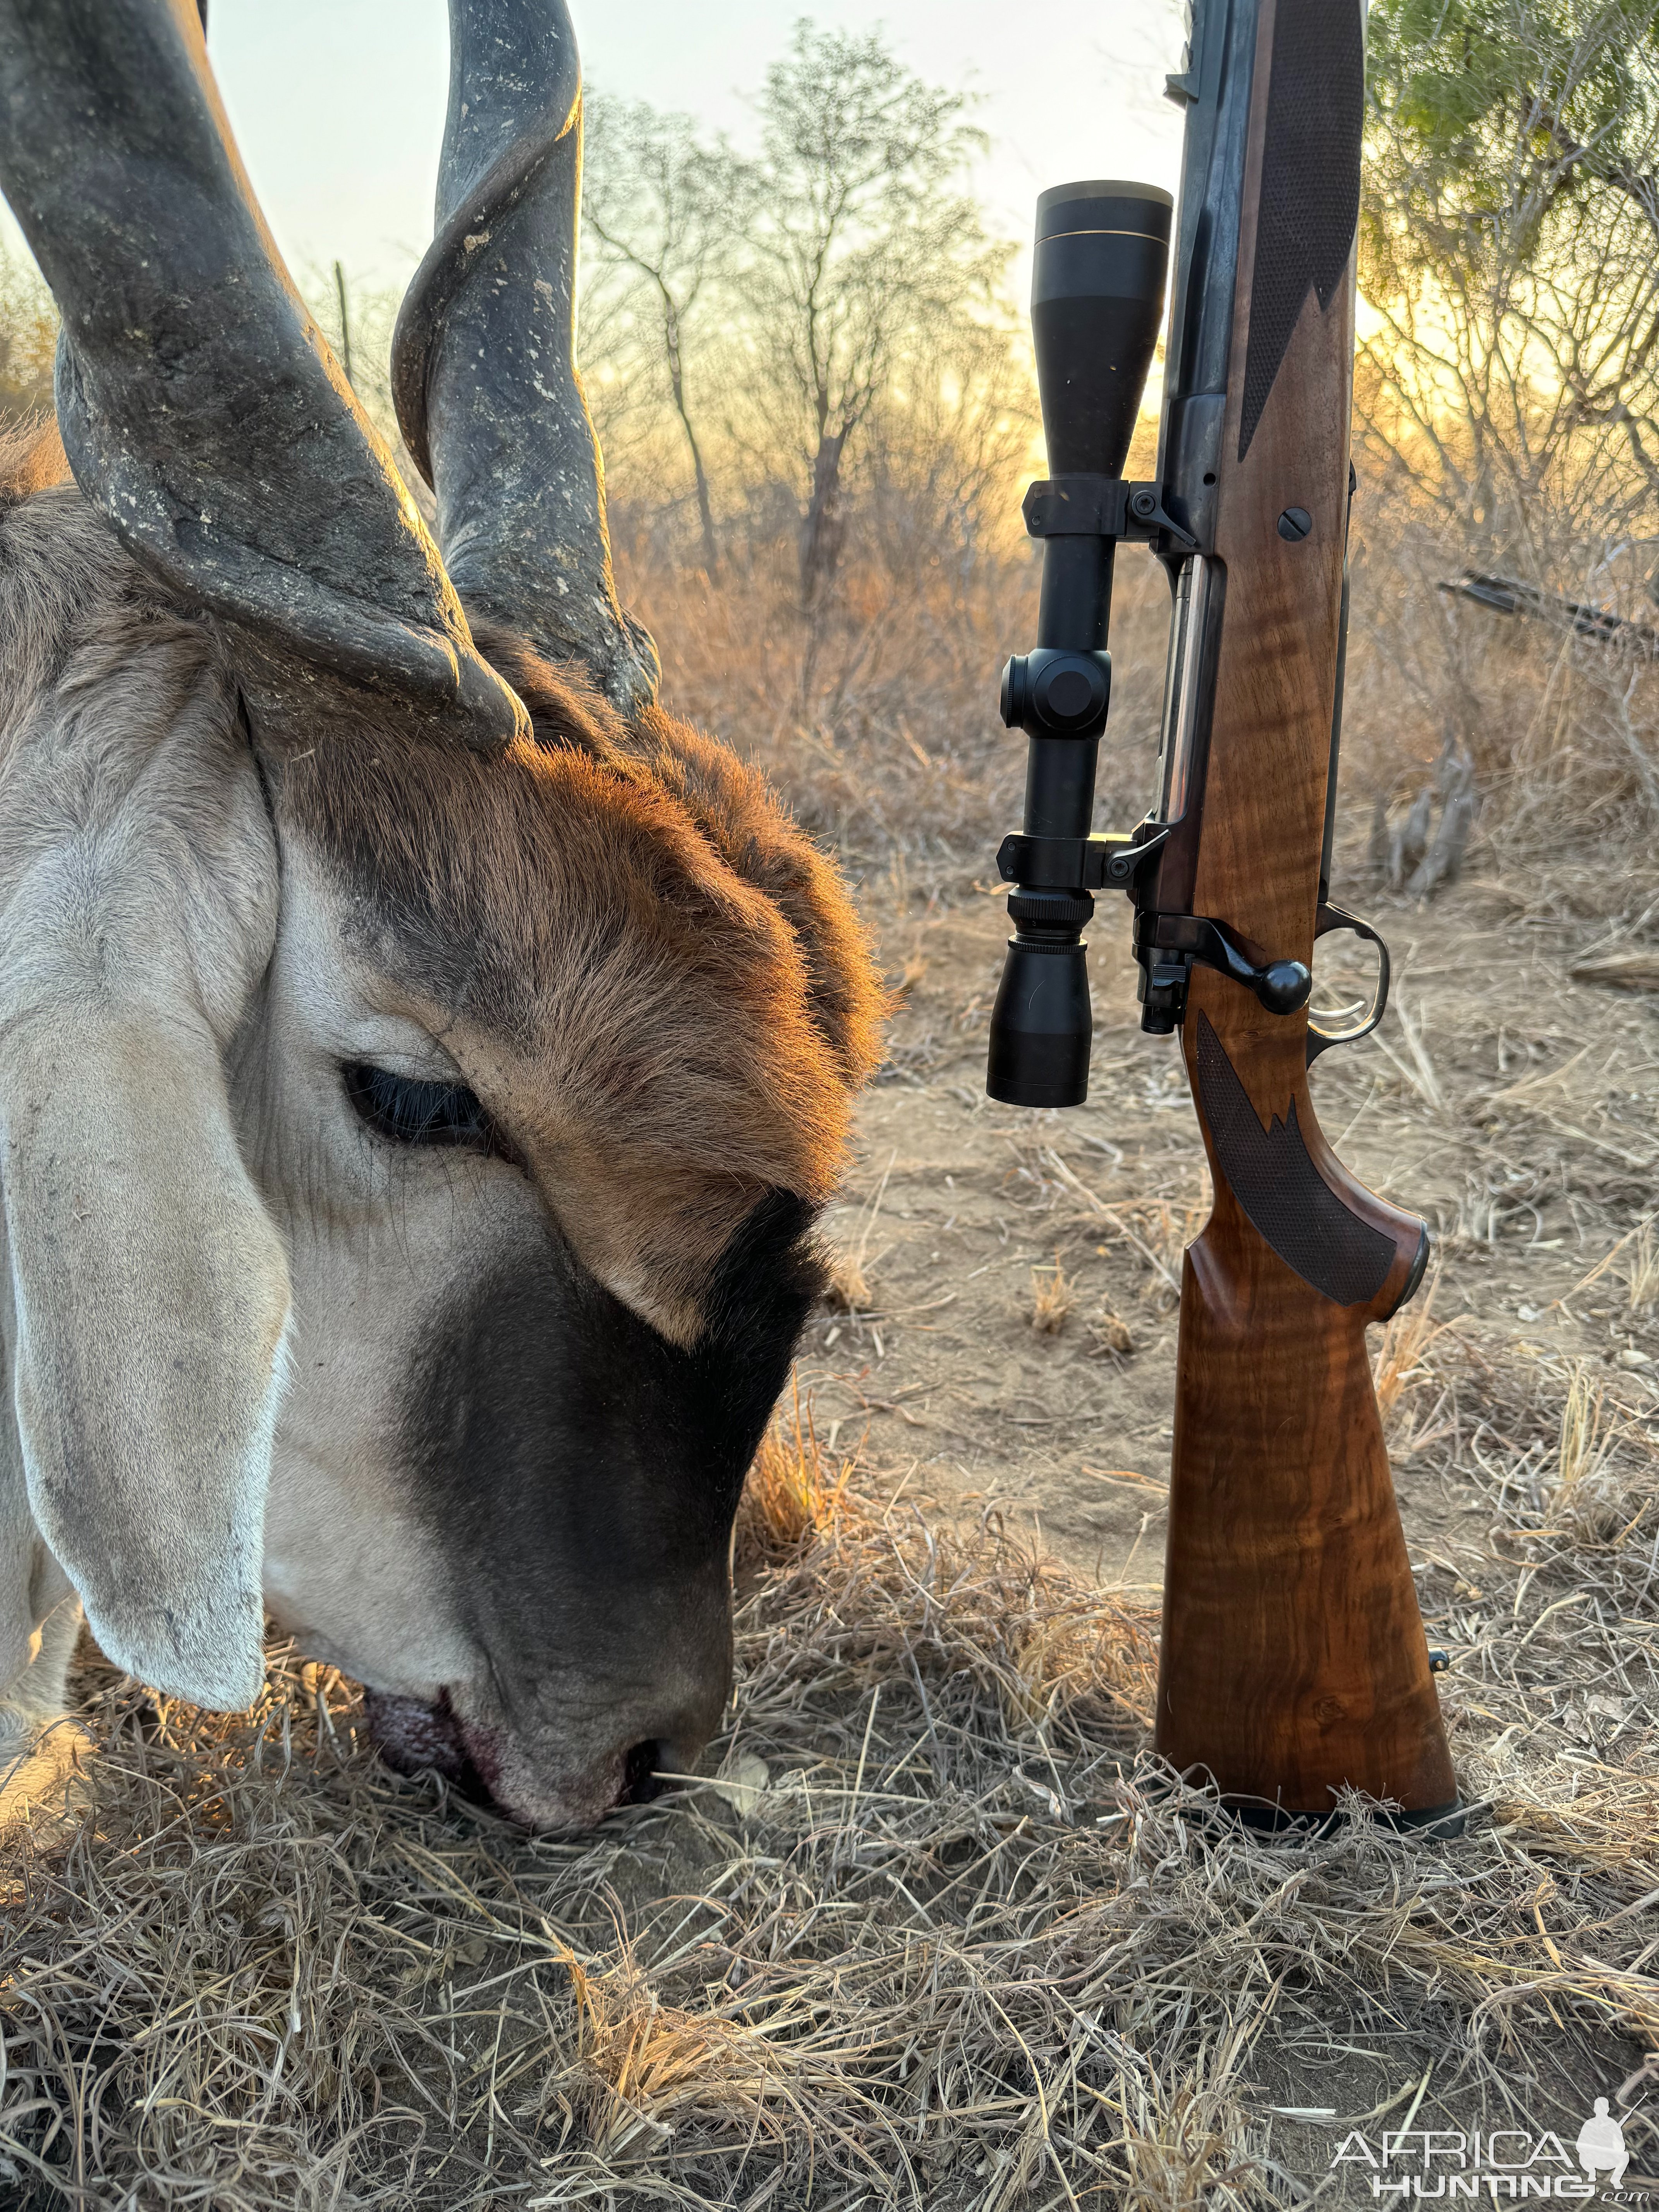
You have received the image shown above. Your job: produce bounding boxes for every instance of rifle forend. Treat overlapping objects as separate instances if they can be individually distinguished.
[987,0,1460,1828]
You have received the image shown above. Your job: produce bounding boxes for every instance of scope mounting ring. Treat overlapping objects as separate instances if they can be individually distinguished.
[996,824,1171,893]
[1022,474,1198,552]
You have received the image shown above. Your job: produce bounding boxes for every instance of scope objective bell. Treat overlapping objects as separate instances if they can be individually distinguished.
[1031,180,1174,481]
[987,939,1094,1109]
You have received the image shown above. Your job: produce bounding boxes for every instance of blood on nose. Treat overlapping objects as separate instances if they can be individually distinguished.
[617,1739,677,1806]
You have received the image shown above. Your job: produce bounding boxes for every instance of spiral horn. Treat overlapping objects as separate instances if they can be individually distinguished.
[392,0,659,717]
[0,0,525,750]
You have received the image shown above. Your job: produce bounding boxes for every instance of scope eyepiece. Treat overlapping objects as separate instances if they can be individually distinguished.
[1000,647,1112,737]
[986,939,1093,1108]
[1033,180,1173,479]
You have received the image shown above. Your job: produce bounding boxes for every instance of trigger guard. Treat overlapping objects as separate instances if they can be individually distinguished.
[1306,902,1391,1065]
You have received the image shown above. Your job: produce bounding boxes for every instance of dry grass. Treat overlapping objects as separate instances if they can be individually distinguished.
[535,1937,796,2162]
[1556,1365,1615,1501]
[610,442,1659,928]
[1368,1269,1481,1463]
[3,1357,1657,2206]
[1029,1258,1073,1336]
[619,512,1172,895]
[1087,1304,1137,1360]
[821,1151,896,1319]
[1025,1148,1212,1317]
[823,1245,873,1317]
[1371,1269,1444,1423]
[0,247,57,423]
[739,1378,853,1555]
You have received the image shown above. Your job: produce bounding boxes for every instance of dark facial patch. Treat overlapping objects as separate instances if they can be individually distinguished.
[400,1187,821,1811]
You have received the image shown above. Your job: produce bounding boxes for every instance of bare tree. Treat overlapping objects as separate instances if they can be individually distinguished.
[582,97,731,574]
[332,258,354,388]
[1362,0,1659,575]
[735,25,1008,609]
[860,317,1036,590]
[303,264,401,450]
[1356,0,1659,881]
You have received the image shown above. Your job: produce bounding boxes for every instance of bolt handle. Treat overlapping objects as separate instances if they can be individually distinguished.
[1257,958,1313,1015]
[1135,911,1312,1019]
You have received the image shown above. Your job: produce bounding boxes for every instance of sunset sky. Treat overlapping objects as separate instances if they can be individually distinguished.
[126,1,1189,299]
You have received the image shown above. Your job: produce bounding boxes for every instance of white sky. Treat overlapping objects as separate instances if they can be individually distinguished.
[3,2,1190,301]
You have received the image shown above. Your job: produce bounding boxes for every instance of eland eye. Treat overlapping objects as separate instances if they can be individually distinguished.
[343,1062,498,1152]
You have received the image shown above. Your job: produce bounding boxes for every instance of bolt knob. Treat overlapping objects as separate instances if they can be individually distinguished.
[1258,959,1312,1013]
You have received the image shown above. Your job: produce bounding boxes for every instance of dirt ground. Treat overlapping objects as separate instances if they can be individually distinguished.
[804,869,1659,1595]
[6,853,1657,2209]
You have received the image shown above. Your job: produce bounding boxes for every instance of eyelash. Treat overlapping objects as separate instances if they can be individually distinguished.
[342,1062,501,1154]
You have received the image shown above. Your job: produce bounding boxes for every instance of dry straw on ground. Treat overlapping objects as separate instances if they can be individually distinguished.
[739,1377,853,1554]
[3,1370,1656,2209]
[1087,1305,1137,1360]
[1029,1259,1073,1336]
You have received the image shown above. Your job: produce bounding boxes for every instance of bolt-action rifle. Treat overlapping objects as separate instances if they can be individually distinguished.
[987,0,1459,1826]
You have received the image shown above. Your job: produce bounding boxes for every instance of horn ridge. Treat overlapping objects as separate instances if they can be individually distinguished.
[0,0,526,749]
[393,132,561,493]
[393,0,659,716]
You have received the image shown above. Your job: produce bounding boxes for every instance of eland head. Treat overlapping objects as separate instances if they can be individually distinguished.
[0,0,882,1827]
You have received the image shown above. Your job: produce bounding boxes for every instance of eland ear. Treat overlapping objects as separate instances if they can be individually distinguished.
[0,626,289,1714]
[1,1024,290,1711]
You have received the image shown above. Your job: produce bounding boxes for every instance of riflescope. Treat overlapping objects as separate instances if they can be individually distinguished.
[986,180,1173,1108]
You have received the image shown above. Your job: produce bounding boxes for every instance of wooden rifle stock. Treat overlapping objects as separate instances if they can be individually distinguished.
[988,0,1458,1820]
[1152,0,1457,1822]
